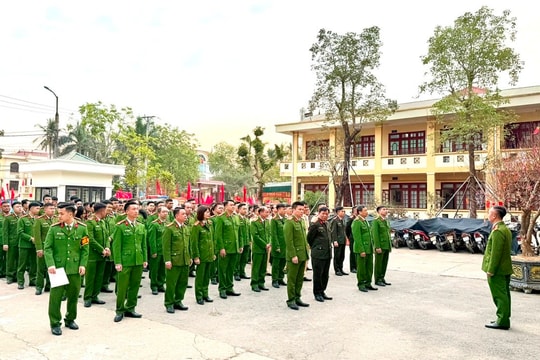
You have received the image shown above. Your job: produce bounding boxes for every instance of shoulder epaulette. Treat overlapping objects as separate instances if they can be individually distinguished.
[117,220,127,225]
[76,220,87,227]
[152,218,161,223]
[51,222,61,227]
[167,222,176,227]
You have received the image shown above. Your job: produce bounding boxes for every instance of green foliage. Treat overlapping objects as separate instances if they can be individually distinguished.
[303,191,327,211]
[208,142,253,195]
[34,118,56,158]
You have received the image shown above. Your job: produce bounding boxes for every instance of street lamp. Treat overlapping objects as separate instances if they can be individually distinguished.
[43,86,59,158]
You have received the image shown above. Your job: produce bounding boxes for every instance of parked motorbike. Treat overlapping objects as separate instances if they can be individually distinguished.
[412,229,431,250]
[402,229,417,249]
[444,230,462,252]
[429,231,447,251]
[391,229,407,248]
[461,232,476,254]
[474,232,487,254]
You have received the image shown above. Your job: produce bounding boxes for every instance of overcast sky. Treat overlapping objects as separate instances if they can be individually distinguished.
[1,1,538,153]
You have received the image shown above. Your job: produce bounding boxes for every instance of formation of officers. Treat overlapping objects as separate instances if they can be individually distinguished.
[0,195,393,335]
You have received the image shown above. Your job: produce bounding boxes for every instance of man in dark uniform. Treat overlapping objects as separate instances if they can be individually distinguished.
[33,202,56,295]
[44,202,89,335]
[148,206,168,295]
[352,205,377,292]
[372,205,392,287]
[483,206,513,330]
[270,203,287,288]
[0,201,11,279]
[3,201,23,284]
[284,201,310,310]
[113,201,148,322]
[307,206,333,302]
[330,206,347,276]
[250,206,271,292]
[17,201,41,289]
[83,202,111,307]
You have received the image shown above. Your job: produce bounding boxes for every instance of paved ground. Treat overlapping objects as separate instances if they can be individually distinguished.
[1,248,539,360]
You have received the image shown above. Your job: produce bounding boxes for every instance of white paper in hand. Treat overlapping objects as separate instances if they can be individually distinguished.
[49,267,69,288]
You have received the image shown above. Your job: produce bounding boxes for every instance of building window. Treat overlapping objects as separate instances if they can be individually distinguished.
[65,186,106,203]
[352,184,374,206]
[388,183,427,208]
[304,184,328,194]
[439,182,486,210]
[388,131,425,155]
[352,135,375,157]
[9,162,19,173]
[440,131,484,153]
[305,140,329,160]
[504,121,540,149]
[36,187,58,201]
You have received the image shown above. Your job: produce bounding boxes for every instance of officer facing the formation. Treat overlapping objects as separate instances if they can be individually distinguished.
[482,206,513,330]
[352,205,377,292]
[371,205,392,287]
[83,202,111,307]
[307,206,333,302]
[162,207,192,313]
[17,201,41,289]
[113,201,148,323]
[270,203,287,288]
[44,202,89,336]
[3,201,23,284]
[33,202,56,295]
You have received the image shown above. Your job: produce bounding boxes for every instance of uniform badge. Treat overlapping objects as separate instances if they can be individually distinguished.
[81,236,89,246]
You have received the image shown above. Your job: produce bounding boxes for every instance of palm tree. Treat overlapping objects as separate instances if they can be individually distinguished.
[34,118,56,158]
[59,121,93,157]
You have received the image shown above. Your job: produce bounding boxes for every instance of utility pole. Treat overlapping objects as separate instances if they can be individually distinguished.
[43,86,59,158]
[140,115,155,198]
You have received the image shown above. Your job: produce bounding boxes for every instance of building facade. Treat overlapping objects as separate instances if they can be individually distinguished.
[275,86,540,218]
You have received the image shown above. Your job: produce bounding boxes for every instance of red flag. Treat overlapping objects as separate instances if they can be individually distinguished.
[0,187,5,200]
[242,186,247,202]
[219,184,225,202]
[10,188,15,200]
[534,126,540,135]
[156,180,162,195]
[187,182,191,198]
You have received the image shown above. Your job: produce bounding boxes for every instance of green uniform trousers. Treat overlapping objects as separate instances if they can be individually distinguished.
[36,255,50,291]
[83,259,106,301]
[149,255,166,291]
[5,245,18,282]
[101,260,114,289]
[115,265,143,314]
[272,256,286,282]
[218,253,238,293]
[356,253,373,289]
[235,245,251,277]
[48,274,81,328]
[250,253,266,288]
[488,274,511,327]
[164,265,189,307]
[374,250,390,282]
[0,249,6,277]
[194,261,212,300]
[17,247,36,286]
[286,260,305,304]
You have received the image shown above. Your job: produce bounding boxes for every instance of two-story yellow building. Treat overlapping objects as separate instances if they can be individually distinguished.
[275,85,540,218]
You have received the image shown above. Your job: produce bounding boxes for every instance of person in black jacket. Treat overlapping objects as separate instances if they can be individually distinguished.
[307,207,333,302]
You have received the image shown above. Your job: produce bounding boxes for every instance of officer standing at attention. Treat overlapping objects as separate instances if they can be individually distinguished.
[284,201,310,310]
[83,202,111,307]
[330,206,348,276]
[482,206,513,330]
[0,201,10,279]
[33,202,56,295]
[372,205,392,287]
[147,206,169,295]
[17,201,41,289]
[307,206,333,302]
[44,202,89,336]
[113,201,148,323]
[352,205,377,293]
[270,203,287,288]
[3,201,23,285]
[162,207,191,313]
[190,205,216,305]
[250,206,271,292]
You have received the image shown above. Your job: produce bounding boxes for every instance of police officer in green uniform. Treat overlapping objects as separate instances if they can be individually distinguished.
[330,206,347,276]
[113,201,148,322]
[101,200,116,293]
[162,207,191,313]
[214,200,242,299]
[33,202,56,295]
[284,201,310,310]
[250,206,271,292]
[372,205,392,287]
[17,201,41,289]
[148,206,168,295]
[0,201,11,279]
[270,203,287,288]
[191,205,216,305]
[3,201,23,284]
[83,202,111,307]
[483,206,513,330]
[234,203,251,281]
[352,205,377,292]
[44,202,89,336]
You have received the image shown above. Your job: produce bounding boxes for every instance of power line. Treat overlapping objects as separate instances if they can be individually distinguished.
[0,94,76,112]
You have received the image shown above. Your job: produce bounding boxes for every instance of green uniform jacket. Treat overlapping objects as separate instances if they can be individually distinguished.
[270,216,286,258]
[17,215,36,249]
[190,222,215,263]
[44,221,90,275]
[238,216,251,248]
[33,215,55,251]
[284,216,309,261]
[113,220,147,266]
[330,216,346,245]
[3,214,20,246]
[86,217,111,261]
[351,218,373,254]
[148,219,167,256]
[251,217,271,254]
[146,213,158,229]
[482,221,513,275]
[162,222,191,266]
[0,212,6,247]
[214,213,240,253]
[371,217,392,251]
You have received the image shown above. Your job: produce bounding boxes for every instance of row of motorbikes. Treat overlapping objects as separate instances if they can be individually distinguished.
[391,228,487,253]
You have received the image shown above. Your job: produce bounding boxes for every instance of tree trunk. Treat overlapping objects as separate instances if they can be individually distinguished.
[468,143,478,218]
[257,182,264,204]
[336,139,352,208]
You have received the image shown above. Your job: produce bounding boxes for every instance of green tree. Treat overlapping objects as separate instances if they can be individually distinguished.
[309,28,397,208]
[238,127,286,204]
[0,129,4,159]
[58,121,92,157]
[208,141,253,196]
[34,118,56,158]
[419,6,522,218]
